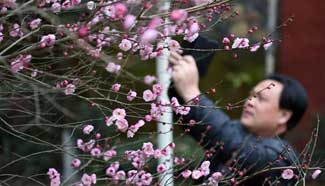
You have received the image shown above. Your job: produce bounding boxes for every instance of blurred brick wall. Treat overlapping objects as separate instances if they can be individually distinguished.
[279,0,325,172]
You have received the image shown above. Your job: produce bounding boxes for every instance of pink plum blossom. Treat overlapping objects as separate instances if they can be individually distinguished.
[114,3,128,19]
[174,157,185,165]
[111,83,121,92]
[148,17,163,29]
[192,169,202,180]
[200,160,210,176]
[29,18,42,29]
[222,37,230,44]
[152,83,162,96]
[263,40,273,50]
[157,164,167,173]
[106,166,116,177]
[105,116,115,127]
[140,29,158,44]
[168,40,181,53]
[123,14,136,29]
[81,173,96,186]
[139,44,154,60]
[77,139,95,152]
[47,168,60,180]
[105,62,121,74]
[182,170,192,178]
[142,89,156,102]
[208,172,223,185]
[312,169,322,179]
[64,84,76,95]
[116,118,128,132]
[170,9,188,24]
[154,149,162,159]
[112,108,126,120]
[51,2,61,13]
[281,168,294,180]
[40,34,56,47]
[144,75,157,84]
[127,125,138,138]
[47,168,61,186]
[115,170,126,180]
[103,150,117,161]
[71,158,81,168]
[127,90,137,101]
[10,54,31,73]
[119,39,132,51]
[90,147,101,158]
[83,124,94,135]
[250,44,260,52]
[9,23,23,38]
[144,114,152,121]
[142,142,154,157]
[232,37,250,49]
[2,0,17,9]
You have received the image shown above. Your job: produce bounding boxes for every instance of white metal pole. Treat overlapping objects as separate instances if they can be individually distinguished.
[62,130,75,183]
[265,0,279,75]
[156,1,173,185]
[156,48,174,186]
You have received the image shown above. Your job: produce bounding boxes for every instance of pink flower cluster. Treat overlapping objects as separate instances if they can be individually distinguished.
[77,139,95,152]
[81,173,96,186]
[71,158,81,168]
[83,124,94,135]
[9,23,23,38]
[47,168,60,186]
[105,62,121,74]
[111,83,121,92]
[181,161,211,180]
[106,162,126,184]
[143,75,157,85]
[142,83,162,102]
[171,97,191,115]
[40,34,56,48]
[127,119,145,138]
[124,142,170,169]
[126,170,153,185]
[105,108,129,132]
[10,54,32,73]
[1,0,17,12]
[127,90,137,101]
[103,149,117,161]
[222,36,273,52]
[207,172,223,185]
[56,80,76,95]
[281,168,294,180]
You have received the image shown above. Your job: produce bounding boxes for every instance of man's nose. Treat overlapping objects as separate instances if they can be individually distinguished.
[245,96,255,108]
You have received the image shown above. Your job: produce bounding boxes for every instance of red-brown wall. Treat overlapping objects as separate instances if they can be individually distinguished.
[280,1,325,151]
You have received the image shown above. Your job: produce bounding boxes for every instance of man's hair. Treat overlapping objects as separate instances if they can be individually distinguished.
[266,74,308,130]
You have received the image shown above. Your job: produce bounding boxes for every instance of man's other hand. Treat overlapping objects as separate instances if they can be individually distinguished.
[168,51,201,102]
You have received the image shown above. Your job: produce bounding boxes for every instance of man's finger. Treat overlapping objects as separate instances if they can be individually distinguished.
[170,51,183,61]
[168,56,179,65]
[183,55,195,64]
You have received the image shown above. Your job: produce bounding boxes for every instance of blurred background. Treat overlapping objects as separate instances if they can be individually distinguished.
[0,0,324,185]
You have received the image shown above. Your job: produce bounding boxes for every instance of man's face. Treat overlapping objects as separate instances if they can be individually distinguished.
[240,80,285,137]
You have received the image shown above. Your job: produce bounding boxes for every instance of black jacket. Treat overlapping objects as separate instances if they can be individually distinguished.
[169,36,301,185]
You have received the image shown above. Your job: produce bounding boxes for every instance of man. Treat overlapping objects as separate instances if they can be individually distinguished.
[168,40,308,185]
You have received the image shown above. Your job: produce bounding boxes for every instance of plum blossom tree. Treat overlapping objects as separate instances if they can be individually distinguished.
[0,0,323,185]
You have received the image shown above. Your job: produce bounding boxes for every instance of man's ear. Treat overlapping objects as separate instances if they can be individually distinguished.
[279,109,293,125]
